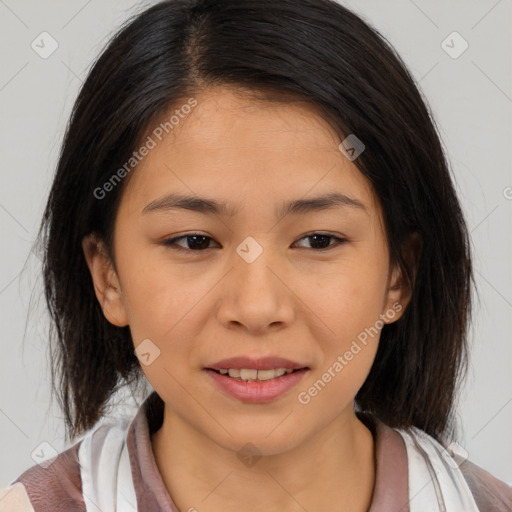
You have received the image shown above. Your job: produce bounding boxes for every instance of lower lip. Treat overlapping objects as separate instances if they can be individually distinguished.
[204,368,309,403]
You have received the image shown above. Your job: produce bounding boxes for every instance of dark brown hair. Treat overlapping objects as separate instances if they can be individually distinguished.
[38,0,473,443]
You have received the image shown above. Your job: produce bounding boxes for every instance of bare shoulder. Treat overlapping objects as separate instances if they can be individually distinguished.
[460,458,512,512]
[0,482,35,512]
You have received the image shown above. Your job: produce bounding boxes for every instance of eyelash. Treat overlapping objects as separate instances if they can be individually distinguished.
[161,232,348,253]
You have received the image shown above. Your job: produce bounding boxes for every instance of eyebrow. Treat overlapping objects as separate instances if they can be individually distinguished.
[142,191,367,219]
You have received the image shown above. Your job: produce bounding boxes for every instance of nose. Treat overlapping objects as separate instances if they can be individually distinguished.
[214,241,296,334]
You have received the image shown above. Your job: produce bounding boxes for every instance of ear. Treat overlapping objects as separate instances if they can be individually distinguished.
[382,231,422,324]
[82,234,129,327]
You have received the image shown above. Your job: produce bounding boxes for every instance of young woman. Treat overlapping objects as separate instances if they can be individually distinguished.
[1,0,511,510]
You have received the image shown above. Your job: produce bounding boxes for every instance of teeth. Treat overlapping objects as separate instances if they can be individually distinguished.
[239,369,258,380]
[219,368,295,381]
[257,369,283,380]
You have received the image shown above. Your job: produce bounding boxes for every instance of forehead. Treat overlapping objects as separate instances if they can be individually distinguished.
[119,86,380,221]
[160,87,348,165]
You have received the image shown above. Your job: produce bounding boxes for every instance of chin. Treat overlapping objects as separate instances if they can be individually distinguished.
[205,421,308,458]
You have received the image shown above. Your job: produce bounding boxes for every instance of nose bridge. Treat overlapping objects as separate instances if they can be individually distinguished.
[233,234,282,294]
[215,234,295,330]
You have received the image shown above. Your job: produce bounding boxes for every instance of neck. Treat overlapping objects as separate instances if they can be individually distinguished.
[151,404,376,512]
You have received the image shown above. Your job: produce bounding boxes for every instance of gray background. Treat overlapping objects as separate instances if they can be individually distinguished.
[1,0,511,487]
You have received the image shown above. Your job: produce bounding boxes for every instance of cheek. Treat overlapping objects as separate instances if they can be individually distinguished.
[116,246,197,333]
[116,248,213,383]
[295,328,379,425]
[301,256,388,334]
[295,255,388,391]
[121,260,200,391]
[296,280,383,416]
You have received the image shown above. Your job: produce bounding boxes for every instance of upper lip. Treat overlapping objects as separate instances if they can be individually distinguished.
[206,356,309,371]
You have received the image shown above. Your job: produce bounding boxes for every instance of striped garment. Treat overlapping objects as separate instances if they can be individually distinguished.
[1,392,511,511]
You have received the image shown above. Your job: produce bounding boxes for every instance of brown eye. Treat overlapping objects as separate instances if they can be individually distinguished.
[294,233,348,250]
[162,234,217,251]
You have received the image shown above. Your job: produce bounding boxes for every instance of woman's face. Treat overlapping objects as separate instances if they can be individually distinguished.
[86,86,408,455]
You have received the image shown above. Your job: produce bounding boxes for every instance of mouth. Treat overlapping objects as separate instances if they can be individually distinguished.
[203,366,310,403]
[206,367,308,382]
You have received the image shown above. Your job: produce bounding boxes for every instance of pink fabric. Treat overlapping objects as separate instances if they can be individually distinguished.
[356,412,410,511]
[124,394,412,511]
[126,393,179,511]
[7,392,512,511]
[458,458,512,511]
[13,440,85,511]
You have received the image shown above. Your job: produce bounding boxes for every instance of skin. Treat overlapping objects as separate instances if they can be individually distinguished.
[83,85,415,512]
